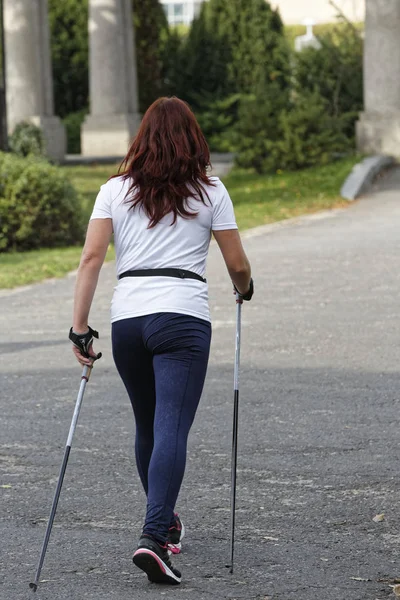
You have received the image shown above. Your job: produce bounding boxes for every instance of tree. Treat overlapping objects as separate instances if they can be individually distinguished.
[132,0,170,112]
[204,0,291,95]
[176,2,232,108]
[48,0,89,118]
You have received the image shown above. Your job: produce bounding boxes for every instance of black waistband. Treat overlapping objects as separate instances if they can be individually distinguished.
[118,268,207,283]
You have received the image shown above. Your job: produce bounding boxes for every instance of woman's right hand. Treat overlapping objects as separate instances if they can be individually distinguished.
[69,326,102,366]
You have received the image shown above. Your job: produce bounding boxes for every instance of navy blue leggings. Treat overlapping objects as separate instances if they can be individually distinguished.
[112,312,211,544]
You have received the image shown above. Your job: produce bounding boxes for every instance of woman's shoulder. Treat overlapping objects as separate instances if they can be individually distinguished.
[205,176,228,195]
[100,175,131,200]
[204,176,230,202]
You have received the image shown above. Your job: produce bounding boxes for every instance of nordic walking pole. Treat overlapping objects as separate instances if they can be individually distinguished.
[229,292,243,574]
[29,356,101,593]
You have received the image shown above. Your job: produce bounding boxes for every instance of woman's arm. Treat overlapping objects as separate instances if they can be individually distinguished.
[213,229,252,295]
[72,219,113,364]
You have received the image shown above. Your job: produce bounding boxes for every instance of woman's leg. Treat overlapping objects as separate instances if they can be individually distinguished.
[112,318,156,495]
[142,314,212,544]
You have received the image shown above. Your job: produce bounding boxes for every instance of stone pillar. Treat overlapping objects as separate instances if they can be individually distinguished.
[81,0,141,157]
[4,0,66,161]
[356,0,400,157]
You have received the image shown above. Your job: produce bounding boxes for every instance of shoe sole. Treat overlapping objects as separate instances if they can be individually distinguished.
[168,521,186,555]
[133,549,181,585]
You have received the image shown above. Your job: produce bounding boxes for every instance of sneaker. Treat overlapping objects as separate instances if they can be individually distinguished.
[167,514,185,555]
[133,535,182,585]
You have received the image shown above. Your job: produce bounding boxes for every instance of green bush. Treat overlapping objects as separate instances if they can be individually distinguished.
[293,21,363,138]
[63,109,88,154]
[285,21,364,48]
[196,94,241,152]
[235,91,351,173]
[9,122,45,158]
[0,153,84,251]
[234,18,362,173]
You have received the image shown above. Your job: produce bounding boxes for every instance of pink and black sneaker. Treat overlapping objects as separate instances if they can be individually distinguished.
[167,513,185,555]
[133,535,181,585]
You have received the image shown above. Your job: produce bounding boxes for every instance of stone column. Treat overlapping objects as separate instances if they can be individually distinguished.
[3,0,66,161]
[356,0,400,156]
[81,0,141,157]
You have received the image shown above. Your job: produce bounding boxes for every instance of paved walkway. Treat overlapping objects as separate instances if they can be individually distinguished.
[2,169,400,600]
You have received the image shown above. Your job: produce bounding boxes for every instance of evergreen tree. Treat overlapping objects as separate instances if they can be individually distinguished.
[48,0,89,118]
[177,3,232,107]
[132,0,169,112]
[205,0,291,95]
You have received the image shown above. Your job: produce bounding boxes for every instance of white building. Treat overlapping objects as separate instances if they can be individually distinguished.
[160,0,364,26]
[160,0,204,26]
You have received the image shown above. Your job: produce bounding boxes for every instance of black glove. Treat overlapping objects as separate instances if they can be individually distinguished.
[234,278,254,301]
[69,326,101,359]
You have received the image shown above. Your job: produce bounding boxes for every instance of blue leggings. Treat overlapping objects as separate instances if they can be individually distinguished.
[112,312,211,544]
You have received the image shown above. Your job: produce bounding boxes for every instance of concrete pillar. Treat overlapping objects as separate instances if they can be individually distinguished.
[3,0,66,161]
[81,0,141,157]
[356,0,400,157]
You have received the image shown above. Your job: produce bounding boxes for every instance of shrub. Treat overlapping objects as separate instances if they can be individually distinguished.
[234,18,362,173]
[235,91,351,173]
[0,153,84,251]
[293,20,363,138]
[63,109,88,154]
[9,122,45,158]
[196,94,241,152]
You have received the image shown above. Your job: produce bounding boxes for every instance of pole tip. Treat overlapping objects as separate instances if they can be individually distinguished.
[29,582,38,593]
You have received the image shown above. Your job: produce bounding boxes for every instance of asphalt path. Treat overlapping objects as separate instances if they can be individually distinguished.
[2,169,400,600]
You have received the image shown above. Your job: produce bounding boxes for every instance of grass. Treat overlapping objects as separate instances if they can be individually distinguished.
[0,245,115,290]
[62,162,121,221]
[225,156,359,230]
[0,156,360,289]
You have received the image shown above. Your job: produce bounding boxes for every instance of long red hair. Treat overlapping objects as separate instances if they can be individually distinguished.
[116,97,214,227]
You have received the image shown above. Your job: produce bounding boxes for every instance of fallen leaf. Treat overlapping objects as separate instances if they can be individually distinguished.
[391,584,400,597]
[373,513,385,523]
[1,484,12,489]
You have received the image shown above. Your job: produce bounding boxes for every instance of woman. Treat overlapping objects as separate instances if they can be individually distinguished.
[70,97,253,585]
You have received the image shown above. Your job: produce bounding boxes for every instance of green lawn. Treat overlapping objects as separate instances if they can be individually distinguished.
[228,157,358,230]
[0,156,359,289]
[0,245,115,289]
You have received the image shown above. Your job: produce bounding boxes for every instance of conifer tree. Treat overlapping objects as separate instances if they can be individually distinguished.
[204,0,290,95]
[132,0,169,112]
[48,0,89,118]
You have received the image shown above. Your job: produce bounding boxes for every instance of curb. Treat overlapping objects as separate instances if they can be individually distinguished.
[341,155,395,200]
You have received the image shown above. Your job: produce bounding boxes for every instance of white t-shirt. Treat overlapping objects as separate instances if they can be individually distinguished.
[90,175,238,323]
